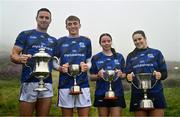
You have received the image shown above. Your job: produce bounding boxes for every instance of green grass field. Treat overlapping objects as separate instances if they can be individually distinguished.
[0,71,180,116]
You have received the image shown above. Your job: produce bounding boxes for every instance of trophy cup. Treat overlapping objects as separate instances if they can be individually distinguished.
[68,64,82,95]
[31,48,58,91]
[135,73,154,110]
[103,70,118,100]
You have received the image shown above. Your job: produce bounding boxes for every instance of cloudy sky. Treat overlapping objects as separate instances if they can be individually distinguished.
[0,0,180,61]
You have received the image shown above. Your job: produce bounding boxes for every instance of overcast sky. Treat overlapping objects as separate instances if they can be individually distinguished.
[0,0,180,61]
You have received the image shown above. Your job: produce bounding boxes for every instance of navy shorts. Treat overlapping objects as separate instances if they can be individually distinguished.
[130,90,166,111]
[94,95,126,108]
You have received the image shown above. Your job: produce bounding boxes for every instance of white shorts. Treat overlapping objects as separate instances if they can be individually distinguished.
[19,82,53,102]
[58,88,92,108]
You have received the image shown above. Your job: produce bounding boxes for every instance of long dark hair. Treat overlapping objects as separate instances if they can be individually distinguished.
[99,33,117,58]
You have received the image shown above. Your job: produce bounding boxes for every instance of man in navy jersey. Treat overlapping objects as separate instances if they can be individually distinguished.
[54,15,92,116]
[10,8,57,116]
[126,30,168,116]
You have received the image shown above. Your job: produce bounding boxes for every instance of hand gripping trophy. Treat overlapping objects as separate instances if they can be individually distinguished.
[30,48,59,91]
[132,72,157,110]
[103,70,118,100]
[67,64,82,95]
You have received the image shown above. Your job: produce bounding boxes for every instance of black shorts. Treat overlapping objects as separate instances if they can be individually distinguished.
[130,90,167,111]
[94,95,126,108]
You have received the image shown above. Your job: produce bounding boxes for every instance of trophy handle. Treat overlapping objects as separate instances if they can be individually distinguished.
[151,79,158,89]
[131,81,140,89]
[24,61,33,76]
[151,71,158,89]
[131,72,140,89]
[52,56,59,64]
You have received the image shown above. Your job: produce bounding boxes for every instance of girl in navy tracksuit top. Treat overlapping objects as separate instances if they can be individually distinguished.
[126,30,168,116]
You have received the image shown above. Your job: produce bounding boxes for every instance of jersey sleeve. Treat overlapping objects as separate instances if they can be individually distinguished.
[86,39,92,60]
[125,54,133,74]
[14,31,27,49]
[119,54,125,72]
[90,56,98,74]
[156,50,168,80]
[54,38,63,58]
[52,38,58,56]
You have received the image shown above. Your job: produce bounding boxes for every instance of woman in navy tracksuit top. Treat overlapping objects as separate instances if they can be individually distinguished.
[126,30,168,116]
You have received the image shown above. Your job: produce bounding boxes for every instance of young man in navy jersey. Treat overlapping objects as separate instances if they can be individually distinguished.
[54,15,92,116]
[126,30,168,116]
[10,8,57,116]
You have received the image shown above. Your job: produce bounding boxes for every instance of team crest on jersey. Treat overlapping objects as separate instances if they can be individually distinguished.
[147,53,154,58]
[97,60,104,64]
[48,38,54,43]
[79,42,85,48]
[40,35,45,38]
[114,59,119,65]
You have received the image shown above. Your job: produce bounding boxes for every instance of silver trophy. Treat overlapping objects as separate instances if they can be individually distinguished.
[134,73,155,110]
[31,48,58,91]
[103,70,118,100]
[68,64,82,95]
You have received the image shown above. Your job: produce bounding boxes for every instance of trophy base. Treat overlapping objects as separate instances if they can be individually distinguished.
[140,99,154,110]
[104,91,118,100]
[34,87,48,92]
[69,86,82,95]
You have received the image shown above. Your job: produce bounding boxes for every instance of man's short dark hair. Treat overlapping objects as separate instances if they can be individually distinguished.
[36,8,51,18]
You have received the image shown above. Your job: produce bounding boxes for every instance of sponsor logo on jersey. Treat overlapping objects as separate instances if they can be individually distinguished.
[29,36,37,39]
[133,63,154,68]
[72,49,77,53]
[62,44,69,47]
[131,56,138,61]
[107,66,112,69]
[40,35,45,38]
[97,60,104,64]
[48,38,54,43]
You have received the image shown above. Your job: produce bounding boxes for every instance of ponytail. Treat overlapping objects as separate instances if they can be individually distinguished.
[111,47,117,59]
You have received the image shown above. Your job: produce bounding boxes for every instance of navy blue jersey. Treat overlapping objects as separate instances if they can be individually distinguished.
[90,52,125,96]
[125,47,168,93]
[14,29,57,83]
[56,36,92,89]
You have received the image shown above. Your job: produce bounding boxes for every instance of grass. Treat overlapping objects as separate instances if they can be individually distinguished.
[0,71,180,116]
